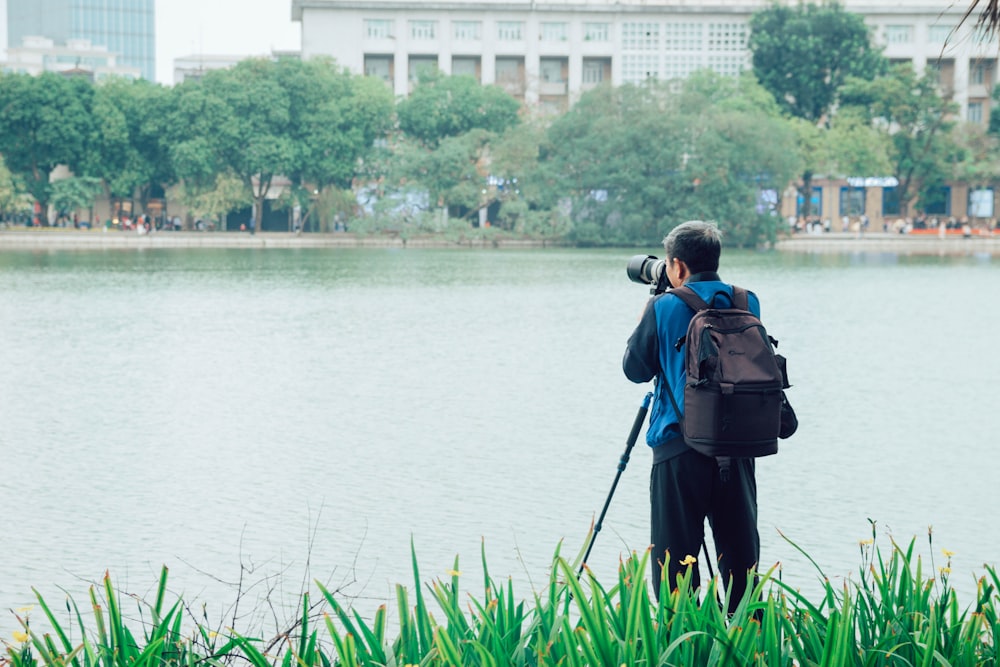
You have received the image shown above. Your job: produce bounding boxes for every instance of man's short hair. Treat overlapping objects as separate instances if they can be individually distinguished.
[662,221,722,274]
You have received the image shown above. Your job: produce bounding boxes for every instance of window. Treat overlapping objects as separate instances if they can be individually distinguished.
[968,101,984,123]
[540,58,566,83]
[706,54,746,77]
[453,20,481,40]
[928,24,955,43]
[584,22,610,41]
[541,22,568,41]
[664,22,702,50]
[839,187,865,216]
[582,60,606,84]
[622,22,660,51]
[971,62,988,85]
[884,25,913,44]
[408,56,437,82]
[923,185,951,215]
[622,54,659,84]
[452,57,479,79]
[410,20,437,40]
[796,187,823,217]
[365,19,393,39]
[497,21,523,41]
[364,55,392,82]
[882,186,901,216]
[664,54,703,80]
[969,188,994,217]
[495,57,523,84]
[707,23,747,51]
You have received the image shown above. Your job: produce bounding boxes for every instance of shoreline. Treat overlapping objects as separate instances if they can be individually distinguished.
[1,228,999,254]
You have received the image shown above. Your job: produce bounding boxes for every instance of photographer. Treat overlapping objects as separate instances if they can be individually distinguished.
[622,220,760,611]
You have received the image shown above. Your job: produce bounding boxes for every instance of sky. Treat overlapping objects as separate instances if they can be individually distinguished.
[155,0,301,85]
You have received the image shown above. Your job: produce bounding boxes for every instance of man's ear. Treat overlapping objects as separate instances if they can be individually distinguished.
[673,258,691,283]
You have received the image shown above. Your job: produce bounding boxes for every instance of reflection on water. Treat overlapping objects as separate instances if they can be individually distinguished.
[0,247,996,632]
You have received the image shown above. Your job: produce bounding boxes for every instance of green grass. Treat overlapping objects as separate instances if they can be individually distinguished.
[5,533,999,667]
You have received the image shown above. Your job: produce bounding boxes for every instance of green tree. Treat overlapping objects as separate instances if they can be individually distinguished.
[0,72,96,219]
[0,156,32,220]
[397,72,521,146]
[167,58,297,230]
[839,64,958,217]
[541,73,799,246]
[50,177,103,222]
[392,129,492,222]
[276,57,394,231]
[749,2,885,218]
[88,78,175,216]
[177,172,250,229]
[749,2,884,123]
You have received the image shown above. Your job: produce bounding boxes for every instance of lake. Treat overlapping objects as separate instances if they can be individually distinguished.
[1,244,997,637]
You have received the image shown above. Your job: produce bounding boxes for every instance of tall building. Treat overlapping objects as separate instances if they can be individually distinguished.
[7,0,154,80]
[292,0,997,123]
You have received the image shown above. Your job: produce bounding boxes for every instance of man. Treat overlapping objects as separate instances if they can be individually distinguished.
[622,220,760,611]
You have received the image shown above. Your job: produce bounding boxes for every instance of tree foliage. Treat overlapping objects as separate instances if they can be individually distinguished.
[540,73,800,246]
[0,72,96,211]
[839,64,958,216]
[397,72,521,146]
[749,2,885,123]
[88,78,175,209]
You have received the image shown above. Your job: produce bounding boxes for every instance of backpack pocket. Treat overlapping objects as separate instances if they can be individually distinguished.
[683,381,782,457]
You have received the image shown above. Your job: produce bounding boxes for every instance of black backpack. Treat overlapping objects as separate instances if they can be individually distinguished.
[663,285,796,460]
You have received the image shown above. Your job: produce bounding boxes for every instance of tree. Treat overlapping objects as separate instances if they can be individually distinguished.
[749,2,885,218]
[397,72,521,147]
[839,64,958,217]
[275,57,394,231]
[0,72,96,219]
[50,177,103,223]
[540,73,800,246]
[177,172,250,229]
[167,58,297,231]
[392,129,493,221]
[749,2,884,123]
[88,78,175,216]
[0,156,32,221]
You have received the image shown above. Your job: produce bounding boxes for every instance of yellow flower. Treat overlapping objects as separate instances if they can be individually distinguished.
[12,631,29,644]
[15,605,34,614]
[446,569,462,577]
[939,567,951,575]
[679,554,697,566]
[942,549,956,558]
[859,539,874,546]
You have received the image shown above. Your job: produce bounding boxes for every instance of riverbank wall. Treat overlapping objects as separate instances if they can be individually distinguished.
[1,228,999,254]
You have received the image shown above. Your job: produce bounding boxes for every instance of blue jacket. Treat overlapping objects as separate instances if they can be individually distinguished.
[622,272,761,463]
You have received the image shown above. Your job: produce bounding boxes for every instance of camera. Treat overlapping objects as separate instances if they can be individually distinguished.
[626,254,671,294]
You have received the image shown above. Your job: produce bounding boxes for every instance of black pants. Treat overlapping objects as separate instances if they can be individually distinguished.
[650,449,759,612]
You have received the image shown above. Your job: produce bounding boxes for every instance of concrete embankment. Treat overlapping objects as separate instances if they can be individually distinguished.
[775,232,1000,255]
[2,229,998,254]
[0,229,548,249]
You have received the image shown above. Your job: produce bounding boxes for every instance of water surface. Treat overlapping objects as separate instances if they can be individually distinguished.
[1,246,995,634]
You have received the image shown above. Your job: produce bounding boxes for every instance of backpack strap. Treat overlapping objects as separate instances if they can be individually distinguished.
[731,286,749,310]
[670,285,710,312]
[673,284,750,311]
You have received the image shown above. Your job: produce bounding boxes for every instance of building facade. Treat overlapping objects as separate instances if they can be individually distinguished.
[3,35,140,79]
[292,0,1000,226]
[7,0,154,80]
[292,0,998,122]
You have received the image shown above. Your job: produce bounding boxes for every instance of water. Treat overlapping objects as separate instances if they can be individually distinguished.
[1,246,997,637]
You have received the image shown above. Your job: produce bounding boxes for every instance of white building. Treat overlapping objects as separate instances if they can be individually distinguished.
[2,35,141,80]
[291,0,998,122]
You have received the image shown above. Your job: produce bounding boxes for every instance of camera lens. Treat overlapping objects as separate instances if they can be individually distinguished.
[626,255,665,285]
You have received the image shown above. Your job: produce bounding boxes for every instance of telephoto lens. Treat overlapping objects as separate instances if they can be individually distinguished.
[626,254,667,286]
